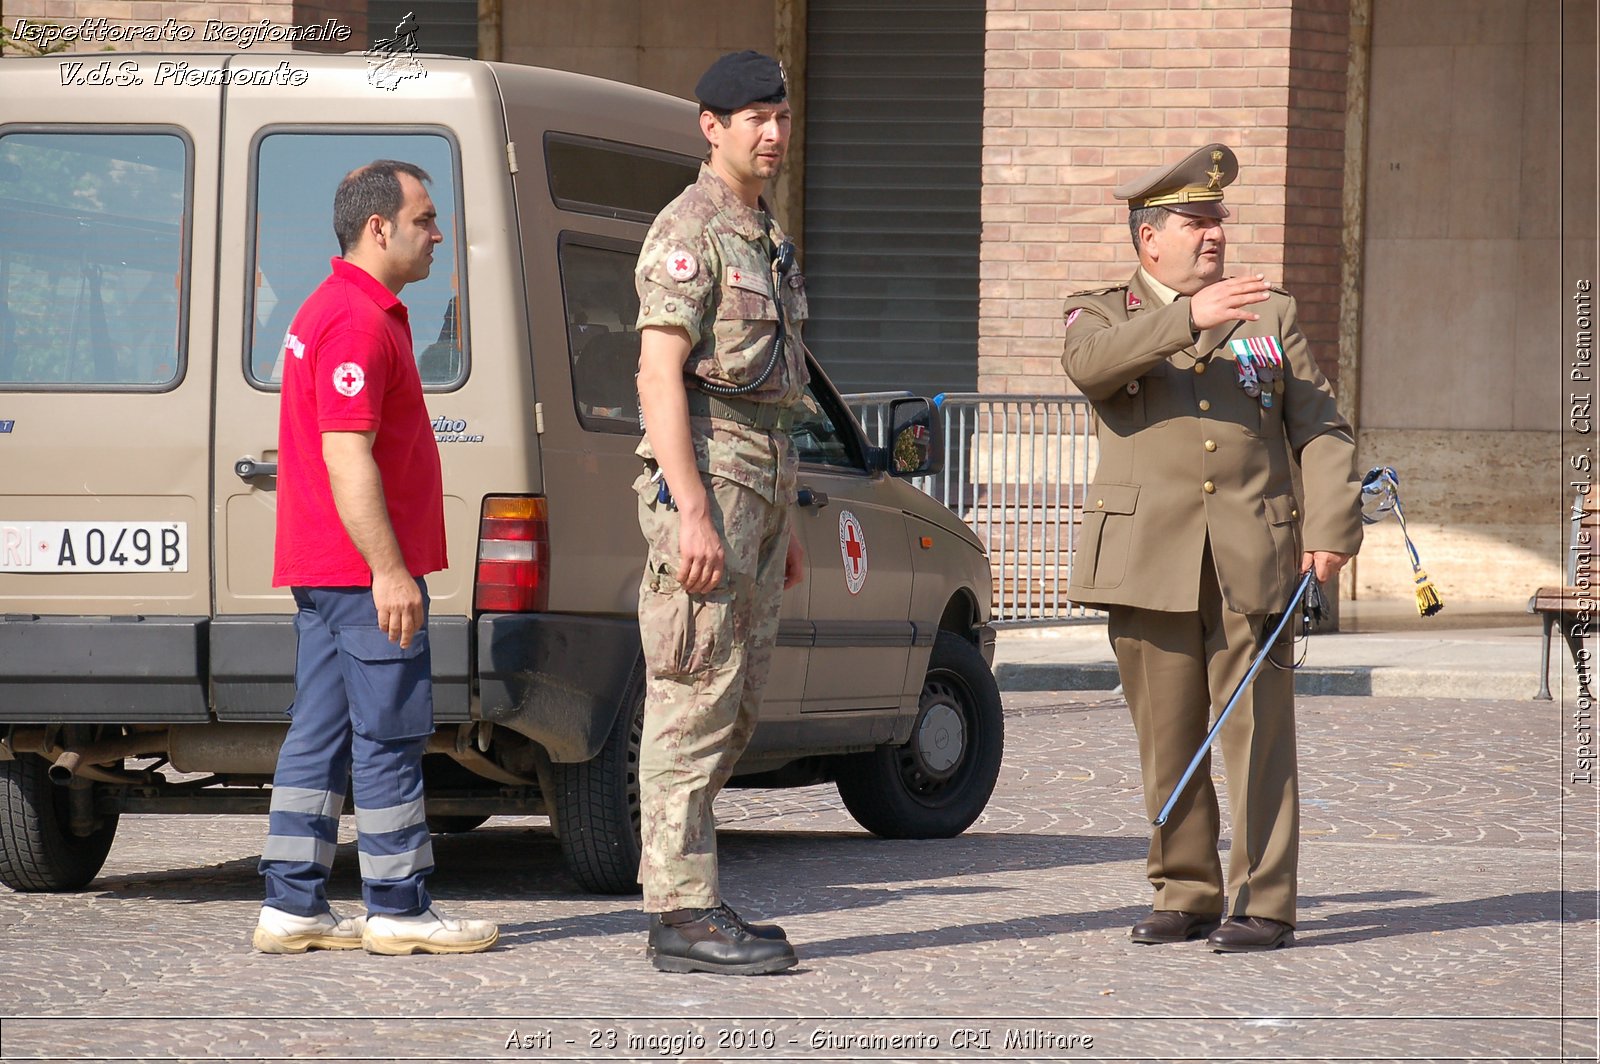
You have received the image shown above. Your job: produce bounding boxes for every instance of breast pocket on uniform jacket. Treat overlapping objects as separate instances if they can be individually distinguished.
[1077,482,1139,589]
[1095,378,1147,438]
[712,288,779,384]
[1218,355,1285,438]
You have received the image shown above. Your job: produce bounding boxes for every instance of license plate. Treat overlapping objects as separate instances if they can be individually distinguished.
[0,522,188,573]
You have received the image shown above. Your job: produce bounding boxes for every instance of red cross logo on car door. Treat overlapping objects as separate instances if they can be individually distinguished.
[838,509,868,595]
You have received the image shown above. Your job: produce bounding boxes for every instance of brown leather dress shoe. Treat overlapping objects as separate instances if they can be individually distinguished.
[1130,910,1221,944]
[1207,916,1294,953]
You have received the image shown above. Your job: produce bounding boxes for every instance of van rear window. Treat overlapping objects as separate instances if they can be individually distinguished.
[546,136,699,223]
[0,131,189,390]
[559,238,642,435]
[248,131,466,390]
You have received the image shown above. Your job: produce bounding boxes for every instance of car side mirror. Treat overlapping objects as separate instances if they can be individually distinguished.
[880,396,943,478]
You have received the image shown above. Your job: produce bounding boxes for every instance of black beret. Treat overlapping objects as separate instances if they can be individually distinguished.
[695,50,787,112]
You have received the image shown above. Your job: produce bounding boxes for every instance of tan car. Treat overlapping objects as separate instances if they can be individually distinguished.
[0,53,1001,895]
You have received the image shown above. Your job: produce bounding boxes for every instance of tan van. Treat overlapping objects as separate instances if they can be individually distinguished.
[0,53,1000,895]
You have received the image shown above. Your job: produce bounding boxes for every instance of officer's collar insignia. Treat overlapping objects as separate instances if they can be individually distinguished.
[1126,291,1142,310]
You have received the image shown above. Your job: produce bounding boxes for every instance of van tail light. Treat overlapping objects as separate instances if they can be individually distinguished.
[475,496,550,613]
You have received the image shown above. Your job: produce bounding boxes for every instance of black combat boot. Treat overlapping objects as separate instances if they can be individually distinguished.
[647,907,797,975]
[716,904,787,941]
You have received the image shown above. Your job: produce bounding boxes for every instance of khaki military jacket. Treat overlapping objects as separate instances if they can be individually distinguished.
[1061,270,1362,614]
[634,164,810,504]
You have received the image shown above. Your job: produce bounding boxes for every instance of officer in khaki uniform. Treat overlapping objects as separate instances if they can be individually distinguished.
[1061,144,1362,952]
[631,51,808,975]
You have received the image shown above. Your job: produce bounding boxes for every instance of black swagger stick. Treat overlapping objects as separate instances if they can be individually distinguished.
[1152,569,1319,828]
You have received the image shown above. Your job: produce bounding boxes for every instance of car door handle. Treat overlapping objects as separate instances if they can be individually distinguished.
[797,487,829,509]
[235,457,278,480]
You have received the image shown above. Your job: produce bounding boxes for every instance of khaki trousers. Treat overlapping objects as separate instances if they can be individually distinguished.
[1107,553,1300,925]
[635,474,788,912]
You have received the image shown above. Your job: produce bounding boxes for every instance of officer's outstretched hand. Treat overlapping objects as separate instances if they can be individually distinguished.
[1188,273,1272,331]
[783,532,805,590]
[1302,550,1353,583]
[676,508,726,595]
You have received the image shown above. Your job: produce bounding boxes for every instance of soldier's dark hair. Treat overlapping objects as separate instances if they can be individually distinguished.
[333,160,433,255]
[698,92,786,128]
[1128,205,1174,251]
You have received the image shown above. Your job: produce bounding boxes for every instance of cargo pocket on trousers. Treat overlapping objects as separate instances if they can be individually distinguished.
[337,626,435,742]
[639,564,727,680]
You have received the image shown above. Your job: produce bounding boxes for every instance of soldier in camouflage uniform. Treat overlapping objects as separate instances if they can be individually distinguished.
[631,51,808,976]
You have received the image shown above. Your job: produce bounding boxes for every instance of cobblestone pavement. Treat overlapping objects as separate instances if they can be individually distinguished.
[2,694,1596,1063]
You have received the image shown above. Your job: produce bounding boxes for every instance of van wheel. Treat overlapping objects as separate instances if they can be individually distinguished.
[552,660,644,895]
[0,755,119,892]
[836,631,1004,839]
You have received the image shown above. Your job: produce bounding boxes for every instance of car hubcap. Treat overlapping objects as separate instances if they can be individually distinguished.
[909,679,968,784]
[916,703,965,777]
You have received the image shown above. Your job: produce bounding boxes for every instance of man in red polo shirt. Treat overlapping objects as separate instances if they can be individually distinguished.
[255,159,496,956]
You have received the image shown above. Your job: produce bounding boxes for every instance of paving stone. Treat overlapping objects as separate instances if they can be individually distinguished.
[1,693,1593,1062]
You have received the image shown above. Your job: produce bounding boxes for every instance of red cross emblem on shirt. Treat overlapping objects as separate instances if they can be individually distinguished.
[333,361,365,397]
[673,255,690,273]
[732,270,742,283]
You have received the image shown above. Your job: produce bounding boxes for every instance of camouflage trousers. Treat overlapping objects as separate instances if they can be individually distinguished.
[635,472,789,912]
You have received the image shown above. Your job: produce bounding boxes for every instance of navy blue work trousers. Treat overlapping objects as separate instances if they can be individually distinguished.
[259,581,436,917]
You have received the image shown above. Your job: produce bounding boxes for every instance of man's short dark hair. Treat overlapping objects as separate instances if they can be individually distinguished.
[698,94,785,128]
[333,160,433,255]
[1128,204,1174,251]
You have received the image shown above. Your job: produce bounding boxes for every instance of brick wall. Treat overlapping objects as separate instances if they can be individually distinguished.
[980,0,1351,394]
[2,1,367,54]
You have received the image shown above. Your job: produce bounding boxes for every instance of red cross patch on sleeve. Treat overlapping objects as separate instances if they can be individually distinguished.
[333,362,365,397]
[665,249,698,282]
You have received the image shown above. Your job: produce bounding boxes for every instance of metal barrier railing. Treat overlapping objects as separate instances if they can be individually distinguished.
[842,391,1100,624]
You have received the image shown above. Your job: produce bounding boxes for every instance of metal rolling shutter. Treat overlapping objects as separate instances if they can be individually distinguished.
[803,0,982,397]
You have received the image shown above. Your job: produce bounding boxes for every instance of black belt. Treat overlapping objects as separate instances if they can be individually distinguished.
[685,390,792,431]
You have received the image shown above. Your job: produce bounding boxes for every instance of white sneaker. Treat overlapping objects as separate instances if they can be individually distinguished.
[253,905,365,954]
[362,905,499,955]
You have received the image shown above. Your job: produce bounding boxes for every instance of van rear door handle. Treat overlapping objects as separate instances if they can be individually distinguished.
[235,457,278,480]
[797,487,829,509]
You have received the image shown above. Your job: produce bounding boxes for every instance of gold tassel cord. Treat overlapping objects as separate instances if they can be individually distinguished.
[1412,568,1444,618]
[1390,505,1444,618]
[1361,466,1445,618]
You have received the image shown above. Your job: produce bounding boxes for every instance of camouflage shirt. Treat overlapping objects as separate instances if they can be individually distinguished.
[634,163,811,504]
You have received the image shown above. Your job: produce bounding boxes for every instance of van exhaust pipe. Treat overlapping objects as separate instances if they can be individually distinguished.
[47,750,82,785]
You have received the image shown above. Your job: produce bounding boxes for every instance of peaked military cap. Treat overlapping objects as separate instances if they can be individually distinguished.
[695,50,787,112]
[1113,143,1238,219]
